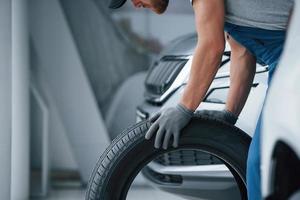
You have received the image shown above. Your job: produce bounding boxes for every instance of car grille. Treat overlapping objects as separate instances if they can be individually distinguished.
[145,58,188,97]
[154,150,223,166]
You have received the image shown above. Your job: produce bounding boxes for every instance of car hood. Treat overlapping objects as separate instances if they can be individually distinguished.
[158,33,197,58]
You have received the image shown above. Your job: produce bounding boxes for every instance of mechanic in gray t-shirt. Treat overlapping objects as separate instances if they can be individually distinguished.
[108,0,294,199]
[191,0,294,30]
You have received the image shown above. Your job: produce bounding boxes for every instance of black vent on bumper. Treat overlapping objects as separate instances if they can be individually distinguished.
[145,58,188,97]
[154,150,223,166]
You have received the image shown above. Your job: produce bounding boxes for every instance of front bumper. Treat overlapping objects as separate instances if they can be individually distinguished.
[142,162,241,200]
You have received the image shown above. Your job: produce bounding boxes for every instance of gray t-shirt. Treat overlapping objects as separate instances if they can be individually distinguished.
[190,0,294,30]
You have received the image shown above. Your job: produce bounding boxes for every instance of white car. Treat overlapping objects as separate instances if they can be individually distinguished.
[86,33,270,200]
[262,1,300,199]
[136,34,268,199]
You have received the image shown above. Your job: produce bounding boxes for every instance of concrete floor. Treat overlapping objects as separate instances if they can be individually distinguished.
[30,186,187,200]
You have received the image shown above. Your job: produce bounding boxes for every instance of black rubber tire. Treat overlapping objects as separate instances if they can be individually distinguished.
[85,115,251,200]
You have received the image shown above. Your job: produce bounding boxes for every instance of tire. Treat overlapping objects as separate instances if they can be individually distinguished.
[85,114,251,200]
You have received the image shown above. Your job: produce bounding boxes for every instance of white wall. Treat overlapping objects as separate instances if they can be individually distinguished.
[30,50,79,172]
[49,105,79,171]
[29,0,110,183]
[11,0,30,199]
[0,0,12,199]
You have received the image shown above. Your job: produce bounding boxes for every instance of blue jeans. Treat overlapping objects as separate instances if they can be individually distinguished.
[224,22,286,200]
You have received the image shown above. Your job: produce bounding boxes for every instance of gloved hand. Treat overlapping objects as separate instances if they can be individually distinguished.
[195,109,238,125]
[145,104,194,149]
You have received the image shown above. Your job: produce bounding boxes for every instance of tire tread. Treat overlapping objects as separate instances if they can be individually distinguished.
[85,116,250,200]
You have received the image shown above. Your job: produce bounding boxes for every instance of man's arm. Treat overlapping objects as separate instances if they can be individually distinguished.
[225,34,256,116]
[180,0,225,111]
[145,0,226,149]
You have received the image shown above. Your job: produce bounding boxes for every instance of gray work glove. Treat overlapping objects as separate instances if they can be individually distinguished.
[195,109,238,125]
[145,104,194,149]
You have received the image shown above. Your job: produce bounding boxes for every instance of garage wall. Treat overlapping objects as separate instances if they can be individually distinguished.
[11,0,30,199]
[29,0,110,183]
[0,0,12,199]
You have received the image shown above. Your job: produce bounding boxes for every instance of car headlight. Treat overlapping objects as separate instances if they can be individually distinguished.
[204,83,259,104]
[144,52,232,104]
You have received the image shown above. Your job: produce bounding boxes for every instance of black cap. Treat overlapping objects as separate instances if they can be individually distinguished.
[109,0,127,9]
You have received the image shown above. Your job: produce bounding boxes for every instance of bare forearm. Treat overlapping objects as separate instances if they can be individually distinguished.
[180,43,223,111]
[226,50,256,116]
[225,34,256,116]
[180,0,225,111]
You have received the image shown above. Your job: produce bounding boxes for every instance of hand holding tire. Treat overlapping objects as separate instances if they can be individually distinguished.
[145,104,194,149]
[195,109,238,125]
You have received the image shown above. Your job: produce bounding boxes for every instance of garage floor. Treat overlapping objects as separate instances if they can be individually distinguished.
[30,186,187,200]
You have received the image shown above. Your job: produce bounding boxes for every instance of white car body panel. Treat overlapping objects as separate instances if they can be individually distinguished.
[262,1,300,197]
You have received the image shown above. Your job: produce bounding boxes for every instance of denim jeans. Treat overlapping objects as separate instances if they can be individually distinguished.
[224,22,286,200]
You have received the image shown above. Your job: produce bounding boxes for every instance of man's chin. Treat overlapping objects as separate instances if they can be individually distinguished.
[152,7,167,14]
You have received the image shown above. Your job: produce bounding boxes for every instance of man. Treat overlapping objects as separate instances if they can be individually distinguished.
[109,0,294,199]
